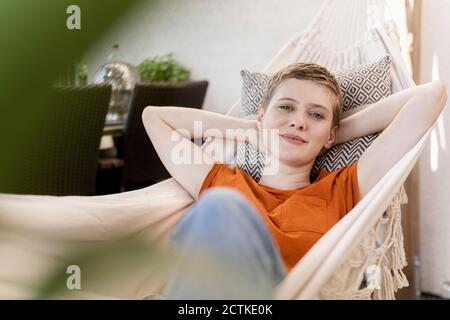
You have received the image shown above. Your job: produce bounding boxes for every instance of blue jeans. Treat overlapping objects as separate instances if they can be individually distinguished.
[162,187,287,299]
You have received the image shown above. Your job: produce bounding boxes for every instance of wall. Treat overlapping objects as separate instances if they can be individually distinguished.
[417,0,450,297]
[86,0,324,114]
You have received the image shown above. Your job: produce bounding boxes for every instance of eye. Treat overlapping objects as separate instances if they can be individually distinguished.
[310,112,324,120]
[279,105,293,111]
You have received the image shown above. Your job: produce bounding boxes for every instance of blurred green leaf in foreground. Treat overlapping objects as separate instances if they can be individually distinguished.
[35,239,173,299]
[0,0,143,191]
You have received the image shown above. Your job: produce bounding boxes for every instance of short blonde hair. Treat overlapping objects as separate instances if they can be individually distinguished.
[261,63,343,127]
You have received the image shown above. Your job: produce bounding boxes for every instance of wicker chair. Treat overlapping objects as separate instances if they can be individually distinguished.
[98,80,209,192]
[2,85,111,196]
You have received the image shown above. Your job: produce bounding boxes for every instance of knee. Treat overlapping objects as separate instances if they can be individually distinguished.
[198,187,247,208]
[196,187,258,218]
[170,187,273,255]
[174,187,257,235]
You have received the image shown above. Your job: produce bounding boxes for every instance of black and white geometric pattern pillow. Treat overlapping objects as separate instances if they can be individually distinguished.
[237,55,392,181]
[236,70,271,181]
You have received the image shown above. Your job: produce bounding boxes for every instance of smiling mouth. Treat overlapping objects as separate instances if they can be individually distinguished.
[280,134,307,145]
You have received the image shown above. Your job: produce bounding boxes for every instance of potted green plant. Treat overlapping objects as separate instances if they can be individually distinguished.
[75,60,88,85]
[137,53,190,83]
[133,53,208,112]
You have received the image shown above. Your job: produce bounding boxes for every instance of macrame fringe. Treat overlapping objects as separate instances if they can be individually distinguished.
[318,187,409,300]
[370,189,409,299]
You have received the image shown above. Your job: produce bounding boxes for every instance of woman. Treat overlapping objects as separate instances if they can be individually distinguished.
[142,63,447,299]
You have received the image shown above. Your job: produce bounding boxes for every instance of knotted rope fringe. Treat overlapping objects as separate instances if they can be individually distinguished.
[318,187,409,300]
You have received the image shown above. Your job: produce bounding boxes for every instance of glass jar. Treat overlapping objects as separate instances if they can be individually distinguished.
[93,44,140,123]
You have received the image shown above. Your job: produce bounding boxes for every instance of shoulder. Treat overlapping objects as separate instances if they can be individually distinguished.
[315,161,360,205]
[318,161,359,181]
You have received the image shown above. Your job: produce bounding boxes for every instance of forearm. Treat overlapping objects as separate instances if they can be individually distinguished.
[334,81,445,145]
[142,106,256,142]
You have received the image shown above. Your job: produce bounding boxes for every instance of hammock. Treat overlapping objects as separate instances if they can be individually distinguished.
[0,0,430,299]
[205,0,419,299]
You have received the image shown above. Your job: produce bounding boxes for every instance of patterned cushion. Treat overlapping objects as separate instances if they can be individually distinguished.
[237,56,392,181]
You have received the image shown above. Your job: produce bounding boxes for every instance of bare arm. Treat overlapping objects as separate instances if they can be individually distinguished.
[350,80,447,199]
[333,84,436,145]
[142,106,257,200]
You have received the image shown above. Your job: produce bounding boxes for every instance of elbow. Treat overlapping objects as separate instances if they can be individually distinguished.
[431,79,446,91]
[437,80,448,104]
[141,106,161,135]
[142,106,159,127]
[433,80,448,113]
[429,80,447,101]
[421,80,448,112]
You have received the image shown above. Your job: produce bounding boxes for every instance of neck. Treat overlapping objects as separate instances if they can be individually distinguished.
[258,154,314,190]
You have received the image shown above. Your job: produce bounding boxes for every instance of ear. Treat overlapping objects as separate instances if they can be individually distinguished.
[323,125,337,149]
[318,126,337,157]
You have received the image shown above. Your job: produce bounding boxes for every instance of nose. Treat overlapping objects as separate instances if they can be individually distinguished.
[289,111,307,130]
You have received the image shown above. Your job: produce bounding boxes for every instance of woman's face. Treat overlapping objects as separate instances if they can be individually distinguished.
[257,78,337,167]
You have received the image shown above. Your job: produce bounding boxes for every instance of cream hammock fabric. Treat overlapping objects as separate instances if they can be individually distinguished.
[0,0,430,299]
